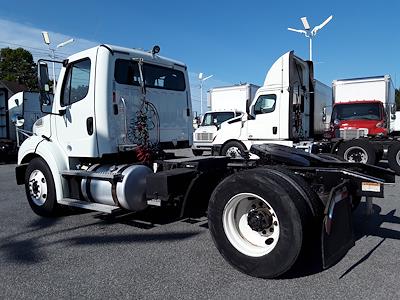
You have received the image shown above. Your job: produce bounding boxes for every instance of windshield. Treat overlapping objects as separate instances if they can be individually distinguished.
[202,112,235,126]
[332,103,381,121]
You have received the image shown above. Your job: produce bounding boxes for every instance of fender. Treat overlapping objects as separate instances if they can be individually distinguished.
[18,136,69,201]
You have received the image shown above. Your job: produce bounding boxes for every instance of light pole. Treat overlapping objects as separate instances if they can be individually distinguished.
[199,72,213,116]
[41,31,74,92]
[288,15,333,61]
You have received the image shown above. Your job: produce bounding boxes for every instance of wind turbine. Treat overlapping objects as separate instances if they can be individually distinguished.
[288,15,333,61]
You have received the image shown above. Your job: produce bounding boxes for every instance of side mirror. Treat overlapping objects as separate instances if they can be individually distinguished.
[11,114,24,127]
[391,104,397,115]
[37,61,54,113]
[38,62,51,93]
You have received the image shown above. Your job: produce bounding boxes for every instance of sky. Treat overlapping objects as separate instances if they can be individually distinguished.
[0,0,399,115]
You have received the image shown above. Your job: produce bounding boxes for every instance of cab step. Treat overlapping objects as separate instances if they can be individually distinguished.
[58,198,121,214]
[61,170,124,182]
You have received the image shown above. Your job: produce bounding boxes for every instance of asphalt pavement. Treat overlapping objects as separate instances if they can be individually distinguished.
[1,152,400,299]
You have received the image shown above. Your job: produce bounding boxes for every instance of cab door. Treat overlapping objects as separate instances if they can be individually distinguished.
[247,93,280,140]
[54,51,98,157]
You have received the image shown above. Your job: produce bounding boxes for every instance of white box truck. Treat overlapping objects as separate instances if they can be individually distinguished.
[14,44,395,279]
[326,76,400,173]
[192,83,259,155]
[208,83,260,112]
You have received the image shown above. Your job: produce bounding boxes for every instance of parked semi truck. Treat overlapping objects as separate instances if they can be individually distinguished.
[15,45,395,279]
[326,76,400,174]
[211,51,333,157]
[0,91,42,159]
[192,84,259,155]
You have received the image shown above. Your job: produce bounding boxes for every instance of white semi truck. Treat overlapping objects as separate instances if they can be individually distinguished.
[15,44,395,279]
[211,51,332,157]
[0,91,43,159]
[192,84,259,155]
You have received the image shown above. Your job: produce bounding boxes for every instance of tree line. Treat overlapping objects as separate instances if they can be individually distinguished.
[0,47,37,90]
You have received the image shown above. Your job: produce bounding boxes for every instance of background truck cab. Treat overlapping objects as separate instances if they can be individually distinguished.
[330,76,396,139]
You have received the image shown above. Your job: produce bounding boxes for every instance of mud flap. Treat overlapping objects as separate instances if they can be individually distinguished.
[321,180,355,269]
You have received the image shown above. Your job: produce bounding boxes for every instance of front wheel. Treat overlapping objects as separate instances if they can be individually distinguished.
[337,140,376,165]
[25,157,59,217]
[208,168,311,278]
[221,141,246,158]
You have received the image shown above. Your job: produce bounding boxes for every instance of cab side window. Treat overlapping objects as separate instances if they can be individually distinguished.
[254,94,276,115]
[61,58,91,106]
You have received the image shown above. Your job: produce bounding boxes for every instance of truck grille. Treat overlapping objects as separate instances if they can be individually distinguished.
[195,132,214,141]
[339,128,368,140]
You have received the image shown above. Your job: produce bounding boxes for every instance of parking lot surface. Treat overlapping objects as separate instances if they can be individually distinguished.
[1,153,400,299]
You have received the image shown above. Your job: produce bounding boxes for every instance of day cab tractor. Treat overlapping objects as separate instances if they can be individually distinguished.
[14,44,395,278]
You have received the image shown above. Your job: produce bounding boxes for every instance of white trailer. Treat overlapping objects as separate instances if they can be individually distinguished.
[192,83,259,155]
[208,83,260,112]
[0,91,42,159]
[14,45,395,279]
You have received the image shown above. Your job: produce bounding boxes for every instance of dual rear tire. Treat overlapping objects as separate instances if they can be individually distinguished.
[208,167,319,278]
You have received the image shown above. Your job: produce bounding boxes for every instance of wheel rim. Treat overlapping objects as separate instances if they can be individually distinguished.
[222,193,280,257]
[28,169,48,206]
[343,146,368,163]
[396,149,400,166]
[225,146,243,158]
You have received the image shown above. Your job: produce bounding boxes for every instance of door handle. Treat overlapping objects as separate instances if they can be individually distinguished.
[86,117,93,135]
[273,127,277,135]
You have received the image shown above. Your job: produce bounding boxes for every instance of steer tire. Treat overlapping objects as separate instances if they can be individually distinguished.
[387,142,400,175]
[337,140,376,165]
[221,141,246,158]
[208,168,313,278]
[25,157,59,217]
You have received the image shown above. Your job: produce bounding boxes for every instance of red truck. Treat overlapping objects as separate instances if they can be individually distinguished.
[327,76,400,174]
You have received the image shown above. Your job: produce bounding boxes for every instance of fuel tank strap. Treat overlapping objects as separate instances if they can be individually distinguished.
[110,164,130,207]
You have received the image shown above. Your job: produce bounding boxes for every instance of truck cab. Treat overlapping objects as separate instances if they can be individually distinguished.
[212,51,331,157]
[331,100,388,138]
[17,44,192,205]
[192,110,243,155]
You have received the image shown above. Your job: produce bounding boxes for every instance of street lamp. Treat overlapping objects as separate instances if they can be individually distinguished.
[288,15,333,61]
[41,31,74,92]
[198,72,213,116]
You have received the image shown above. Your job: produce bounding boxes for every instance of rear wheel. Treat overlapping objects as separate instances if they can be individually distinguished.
[337,140,376,165]
[25,157,59,217]
[208,168,313,278]
[221,141,246,158]
[387,142,400,175]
